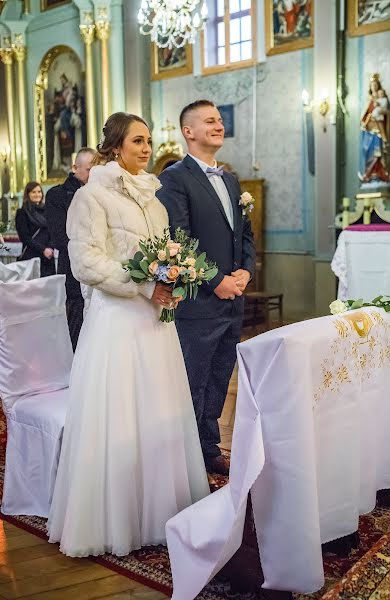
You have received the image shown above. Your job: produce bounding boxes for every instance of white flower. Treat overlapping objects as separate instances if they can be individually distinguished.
[329,300,348,315]
[240,191,253,206]
[157,249,167,261]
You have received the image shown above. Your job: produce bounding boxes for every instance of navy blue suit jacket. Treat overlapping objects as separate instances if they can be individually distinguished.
[156,155,256,319]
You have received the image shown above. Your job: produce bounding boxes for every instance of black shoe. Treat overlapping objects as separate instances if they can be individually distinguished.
[205,455,230,476]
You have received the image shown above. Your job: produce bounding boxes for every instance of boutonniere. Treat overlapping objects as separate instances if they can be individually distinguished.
[239,191,255,217]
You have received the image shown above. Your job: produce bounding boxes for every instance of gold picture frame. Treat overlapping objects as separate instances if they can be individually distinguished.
[41,0,71,10]
[34,45,86,184]
[347,0,390,37]
[265,0,314,56]
[151,43,193,81]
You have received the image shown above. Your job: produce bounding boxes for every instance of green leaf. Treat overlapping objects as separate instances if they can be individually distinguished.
[193,285,198,299]
[133,251,144,262]
[194,252,206,270]
[372,295,383,303]
[181,286,188,300]
[384,305,390,312]
[130,269,147,279]
[204,267,218,281]
[351,299,363,309]
[172,286,185,297]
[139,261,149,275]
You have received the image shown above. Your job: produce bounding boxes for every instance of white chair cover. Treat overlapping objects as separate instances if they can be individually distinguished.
[0,257,40,282]
[0,275,73,516]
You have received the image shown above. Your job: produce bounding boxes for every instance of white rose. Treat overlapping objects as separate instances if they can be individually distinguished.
[329,300,348,315]
[157,249,167,261]
[184,257,196,267]
[240,191,253,206]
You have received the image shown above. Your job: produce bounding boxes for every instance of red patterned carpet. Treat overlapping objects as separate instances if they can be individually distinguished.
[1,404,390,599]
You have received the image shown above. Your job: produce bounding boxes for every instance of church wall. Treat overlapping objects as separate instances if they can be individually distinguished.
[150,44,316,320]
[25,4,85,182]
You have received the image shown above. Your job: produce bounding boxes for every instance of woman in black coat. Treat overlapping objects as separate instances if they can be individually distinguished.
[15,181,55,277]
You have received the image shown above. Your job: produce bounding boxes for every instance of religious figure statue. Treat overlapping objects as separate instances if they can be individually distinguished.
[359,73,390,186]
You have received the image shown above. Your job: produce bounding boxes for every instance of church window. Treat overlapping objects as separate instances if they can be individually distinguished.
[202,0,256,74]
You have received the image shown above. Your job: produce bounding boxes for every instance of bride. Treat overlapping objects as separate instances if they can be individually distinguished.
[47,112,210,557]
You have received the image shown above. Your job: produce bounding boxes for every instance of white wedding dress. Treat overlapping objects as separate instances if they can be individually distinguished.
[47,163,210,557]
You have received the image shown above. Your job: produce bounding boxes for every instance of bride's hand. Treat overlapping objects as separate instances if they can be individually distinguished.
[151,282,176,308]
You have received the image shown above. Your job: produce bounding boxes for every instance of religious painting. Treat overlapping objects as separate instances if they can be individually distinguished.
[265,0,314,56]
[41,0,71,10]
[348,0,390,36]
[151,43,193,81]
[217,104,235,138]
[34,46,87,183]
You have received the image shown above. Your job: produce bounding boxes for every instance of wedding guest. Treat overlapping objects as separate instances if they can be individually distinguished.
[157,99,256,476]
[46,147,95,350]
[15,182,55,277]
[47,112,209,557]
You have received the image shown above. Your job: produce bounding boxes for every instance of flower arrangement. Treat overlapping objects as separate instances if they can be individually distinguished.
[125,227,218,322]
[239,191,255,217]
[329,296,390,315]
[0,222,9,252]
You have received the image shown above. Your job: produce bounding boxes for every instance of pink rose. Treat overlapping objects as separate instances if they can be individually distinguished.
[148,260,158,275]
[167,266,181,281]
[166,241,181,257]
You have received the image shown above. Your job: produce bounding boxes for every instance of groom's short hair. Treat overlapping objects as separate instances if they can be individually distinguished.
[179,100,216,129]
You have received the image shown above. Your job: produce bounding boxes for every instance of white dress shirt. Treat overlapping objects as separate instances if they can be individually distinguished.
[187,154,234,229]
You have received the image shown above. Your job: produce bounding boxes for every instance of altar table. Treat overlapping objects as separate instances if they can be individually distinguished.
[166,308,390,598]
[331,229,390,301]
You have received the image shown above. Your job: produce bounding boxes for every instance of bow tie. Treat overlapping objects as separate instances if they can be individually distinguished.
[205,166,224,178]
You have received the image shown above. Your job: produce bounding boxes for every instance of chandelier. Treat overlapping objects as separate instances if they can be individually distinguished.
[138,0,208,49]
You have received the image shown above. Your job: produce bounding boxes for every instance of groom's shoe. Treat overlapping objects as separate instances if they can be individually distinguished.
[205,455,230,476]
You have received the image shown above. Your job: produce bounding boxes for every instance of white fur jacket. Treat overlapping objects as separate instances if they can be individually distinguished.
[67,161,168,298]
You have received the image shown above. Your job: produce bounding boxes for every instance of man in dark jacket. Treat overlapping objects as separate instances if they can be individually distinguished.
[156,100,256,475]
[46,147,95,350]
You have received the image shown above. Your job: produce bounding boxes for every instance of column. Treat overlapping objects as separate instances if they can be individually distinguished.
[0,44,18,196]
[95,19,111,125]
[313,1,338,315]
[110,0,126,112]
[13,40,30,187]
[79,23,97,148]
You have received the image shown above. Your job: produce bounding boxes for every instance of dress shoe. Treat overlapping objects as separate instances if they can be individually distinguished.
[205,455,230,476]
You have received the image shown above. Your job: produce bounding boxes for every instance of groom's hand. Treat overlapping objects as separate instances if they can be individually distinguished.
[214,276,243,300]
[231,269,251,292]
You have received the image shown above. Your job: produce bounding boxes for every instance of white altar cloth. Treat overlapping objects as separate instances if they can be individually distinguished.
[166,308,390,598]
[331,230,390,301]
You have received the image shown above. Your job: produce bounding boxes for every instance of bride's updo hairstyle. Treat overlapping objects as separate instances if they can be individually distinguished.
[94,112,150,165]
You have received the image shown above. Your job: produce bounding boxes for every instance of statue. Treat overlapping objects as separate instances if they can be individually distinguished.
[359,73,390,187]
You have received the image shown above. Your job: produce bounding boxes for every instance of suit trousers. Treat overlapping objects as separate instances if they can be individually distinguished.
[66,296,84,352]
[176,314,242,459]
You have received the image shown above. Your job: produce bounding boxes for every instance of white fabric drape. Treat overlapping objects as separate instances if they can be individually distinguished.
[167,308,390,598]
[331,231,390,300]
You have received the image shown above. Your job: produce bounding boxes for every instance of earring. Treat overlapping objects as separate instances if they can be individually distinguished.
[114,152,119,159]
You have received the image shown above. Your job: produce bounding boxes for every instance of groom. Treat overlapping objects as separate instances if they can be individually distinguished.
[157,100,256,475]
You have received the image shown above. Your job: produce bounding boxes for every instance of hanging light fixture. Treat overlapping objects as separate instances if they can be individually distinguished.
[138,0,208,49]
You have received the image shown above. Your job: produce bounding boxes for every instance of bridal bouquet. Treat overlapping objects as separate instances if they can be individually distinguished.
[126,227,218,322]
